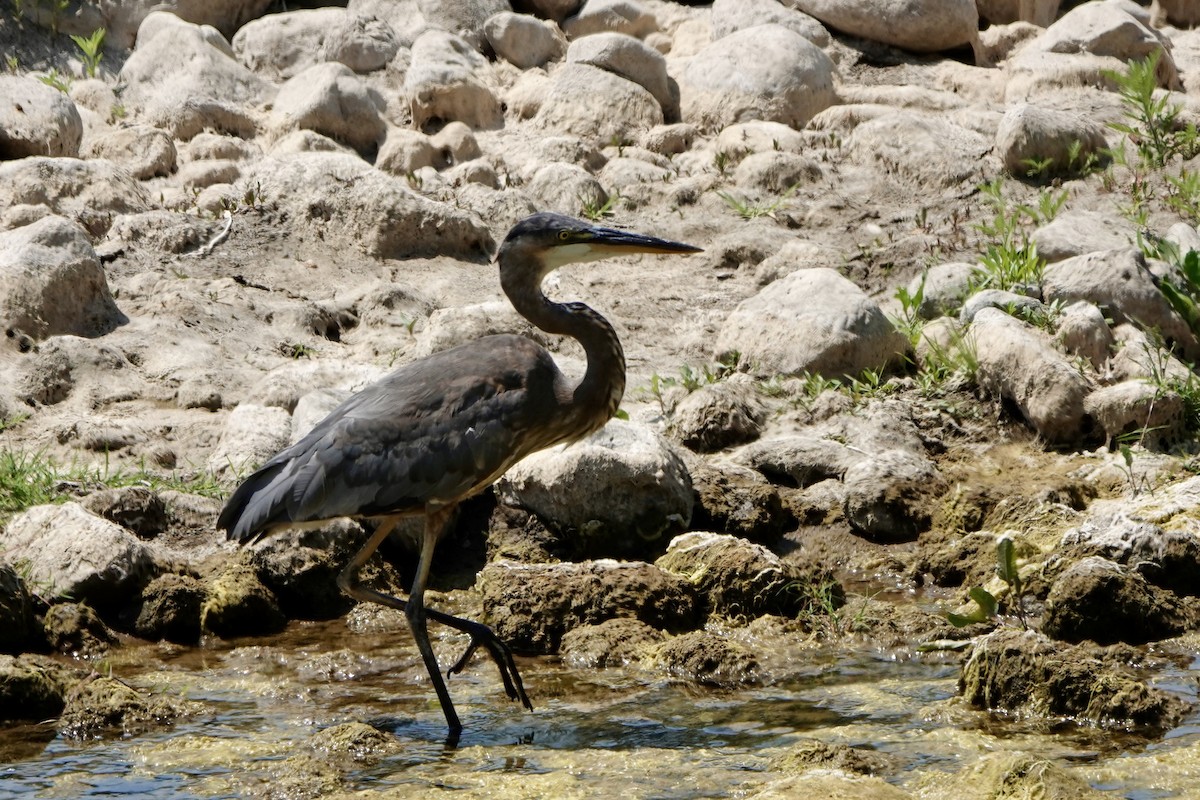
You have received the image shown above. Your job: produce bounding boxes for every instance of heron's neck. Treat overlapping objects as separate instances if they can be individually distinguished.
[503,275,625,429]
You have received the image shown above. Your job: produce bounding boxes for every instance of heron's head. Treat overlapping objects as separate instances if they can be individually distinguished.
[498,212,702,279]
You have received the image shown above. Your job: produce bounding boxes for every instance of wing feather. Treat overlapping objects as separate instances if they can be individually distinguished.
[219,335,564,541]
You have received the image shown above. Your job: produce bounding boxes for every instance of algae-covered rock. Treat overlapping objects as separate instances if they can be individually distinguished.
[477,559,700,653]
[201,561,286,637]
[655,531,842,620]
[687,461,793,544]
[650,630,759,686]
[559,617,665,669]
[42,602,118,657]
[309,722,404,762]
[135,573,207,644]
[959,628,1187,735]
[0,654,71,721]
[917,750,1108,800]
[0,563,39,654]
[769,738,895,777]
[59,674,194,738]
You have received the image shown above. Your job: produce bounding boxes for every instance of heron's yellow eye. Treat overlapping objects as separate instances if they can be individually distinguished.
[558,230,570,241]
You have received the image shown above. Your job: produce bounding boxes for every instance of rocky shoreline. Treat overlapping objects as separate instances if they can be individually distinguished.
[2,0,1200,797]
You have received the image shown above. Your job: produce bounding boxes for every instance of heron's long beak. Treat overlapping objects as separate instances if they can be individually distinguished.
[586,226,704,256]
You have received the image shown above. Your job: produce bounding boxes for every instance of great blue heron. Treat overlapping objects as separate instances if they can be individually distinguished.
[217,212,702,737]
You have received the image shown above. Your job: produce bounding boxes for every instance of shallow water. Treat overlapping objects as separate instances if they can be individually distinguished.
[2,616,1197,799]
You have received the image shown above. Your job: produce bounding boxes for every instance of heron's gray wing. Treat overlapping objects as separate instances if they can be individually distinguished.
[219,335,562,542]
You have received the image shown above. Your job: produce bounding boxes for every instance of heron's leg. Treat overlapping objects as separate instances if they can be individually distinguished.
[337,513,462,736]
[405,505,463,736]
[424,607,532,711]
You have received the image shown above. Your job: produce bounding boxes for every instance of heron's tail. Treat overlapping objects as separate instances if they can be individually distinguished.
[217,461,291,544]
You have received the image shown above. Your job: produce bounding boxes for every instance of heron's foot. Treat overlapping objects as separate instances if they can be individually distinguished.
[427,609,532,711]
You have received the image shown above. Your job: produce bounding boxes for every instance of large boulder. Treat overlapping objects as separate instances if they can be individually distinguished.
[207,403,292,477]
[715,267,908,378]
[994,103,1109,177]
[532,63,662,144]
[238,152,494,260]
[655,532,842,619]
[790,0,980,56]
[968,307,1092,445]
[710,0,829,46]
[0,157,149,236]
[0,75,83,159]
[484,11,565,68]
[0,503,161,610]
[271,63,387,157]
[848,111,992,188]
[406,29,503,131]
[678,24,835,132]
[497,419,693,558]
[83,125,177,180]
[119,12,274,138]
[233,8,400,80]
[566,32,674,121]
[0,215,123,340]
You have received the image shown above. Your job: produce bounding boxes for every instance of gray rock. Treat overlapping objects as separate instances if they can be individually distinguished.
[1054,300,1112,370]
[650,630,758,686]
[249,519,372,619]
[134,573,206,644]
[969,307,1092,445]
[164,0,275,39]
[995,103,1109,177]
[790,0,980,55]
[207,403,292,477]
[562,0,657,39]
[476,558,700,653]
[524,161,607,217]
[238,152,494,260]
[848,111,992,188]
[679,25,835,132]
[688,460,793,543]
[84,125,177,180]
[272,62,386,157]
[559,617,664,668]
[497,419,693,558]
[733,151,823,194]
[419,0,510,50]
[567,32,674,120]
[906,262,975,320]
[324,14,401,72]
[0,215,124,340]
[533,62,662,143]
[1037,2,1175,82]
[843,449,943,541]
[715,267,908,378]
[1155,0,1200,27]
[1084,380,1185,449]
[120,12,273,138]
[668,377,766,452]
[960,627,1185,734]
[1059,509,1200,597]
[711,0,829,46]
[959,288,1044,324]
[656,531,841,619]
[80,487,168,539]
[414,300,544,357]
[0,157,149,236]
[1043,248,1199,361]
[485,11,565,68]
[1032,210,1135,263]
[233,7,351,80]
[42,602,117,656]
[0,75,82,159]
[0,503,161,609]
[430,121,481,164]
[0,655,69,721]
[201,560,286,637]
[376,129,441,175]
[406,29,503,131]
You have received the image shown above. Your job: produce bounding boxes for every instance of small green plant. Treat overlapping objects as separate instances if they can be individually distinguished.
[639,356,737,412]
[580,191,619,221]
[970,178,1064,293]
[37,67,72,94]
[891,274,926,347]
[713,149,733,177]
[70,27,105,78]
[1105,51,1199,169]
[716,183,800,221]
[5,53,18,73]
[281,342,315,359]
[947,535,1027,628]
